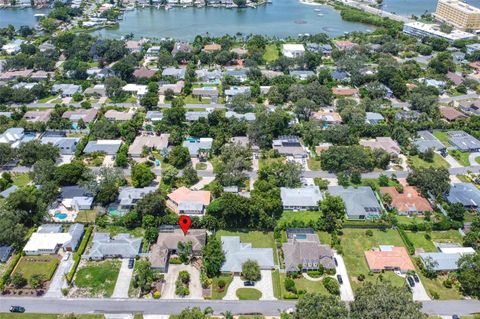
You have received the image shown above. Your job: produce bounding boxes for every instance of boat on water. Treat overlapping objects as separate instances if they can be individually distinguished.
[314,8,321,11]
[317,13,323,16]
[34,13,46,18]
[125,5,135,10]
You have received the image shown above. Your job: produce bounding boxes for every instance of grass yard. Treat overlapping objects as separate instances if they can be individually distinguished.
[430,230,463,244]
[408,154,450,169]
[74,260,121,297]
[361,178,399,191]
[432,131,450,146]
[75,210,97,223]
[211,274,234,300]
[263,44,279,62]
[307,158,321,171]
[476,156,480,165]
[215,230,278,265]
[396,215,427,225]
[272,270,282,299]
[12,173,31,187]
[236,288,262,300]
[340,228,406,291]
[449,150,471,166]
[0,315,104,319]
[97,225,144,238]
[278,210,322,225]
[13,255,59,282]
[195,162,207,170]
[317,231,331,245]
[404,231,437,252]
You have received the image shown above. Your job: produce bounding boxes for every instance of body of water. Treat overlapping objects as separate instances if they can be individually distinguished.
[0,7,51,28]
[381,0,480,17]
[94,0,373,40]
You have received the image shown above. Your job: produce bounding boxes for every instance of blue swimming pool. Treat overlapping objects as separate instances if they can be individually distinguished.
[54,212,68,220]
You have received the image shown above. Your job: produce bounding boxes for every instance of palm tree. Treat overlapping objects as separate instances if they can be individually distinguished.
[221,311,233,319]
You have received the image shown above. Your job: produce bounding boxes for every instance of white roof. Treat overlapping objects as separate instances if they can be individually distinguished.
[283,44,305,51]
[439,247,476,254]
[23,233,72,252]
[122,84,148,94]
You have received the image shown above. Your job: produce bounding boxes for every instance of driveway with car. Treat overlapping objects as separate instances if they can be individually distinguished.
[334,252,354,301]
[223,270,275,301]
[410,276,431,301]
[111,259,134,298]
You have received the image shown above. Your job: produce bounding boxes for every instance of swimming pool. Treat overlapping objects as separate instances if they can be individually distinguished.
[54,212,68,220]
[108,207,124,217]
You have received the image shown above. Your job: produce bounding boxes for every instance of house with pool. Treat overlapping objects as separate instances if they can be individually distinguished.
[108,186,158,217]
[49,186,94,222]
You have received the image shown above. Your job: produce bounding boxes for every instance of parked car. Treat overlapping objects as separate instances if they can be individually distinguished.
[413,273,419,283]
[10,306,25,313]
[244,281,255,287]
[452,315,459,319]
[407,276,415,287]
[128,258,134,269]
[334,257,338,267]
[337,274,343,284]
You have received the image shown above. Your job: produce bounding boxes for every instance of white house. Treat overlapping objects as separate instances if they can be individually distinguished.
[282,44,305,58]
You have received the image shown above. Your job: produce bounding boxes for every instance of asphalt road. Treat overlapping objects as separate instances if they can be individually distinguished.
[1,298,480,316]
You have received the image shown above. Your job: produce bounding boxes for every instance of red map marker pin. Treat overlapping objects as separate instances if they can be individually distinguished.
[178,215,192,235]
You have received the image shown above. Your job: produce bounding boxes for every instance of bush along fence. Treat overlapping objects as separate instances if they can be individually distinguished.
[0,253,22,291]
[397,228,415,255]
[66,225,93,284]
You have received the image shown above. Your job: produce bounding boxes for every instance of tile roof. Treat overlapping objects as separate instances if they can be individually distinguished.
[365,246,415,272]
[359,137,401,155]
[380,186,433,214]
[128,134,169,156]
[167,186,211,206]
[439,106,467,121]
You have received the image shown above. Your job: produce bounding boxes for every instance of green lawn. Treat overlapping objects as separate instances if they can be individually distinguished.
[195,162,207,170]
[0,315,104,319]
[430,230,463,244]
[408,154,450,169]
[272,269,282,299]
[432,131,450,146]
[236,288,262,300]
[361,178,399,191]
[74,260,121,297]
[75,210,97,223]
[404,231,437,252]
[263,44,279,62]
[307,158,321,171]
[13,255,59,282]
[215,230,278,265]
[36,95,58,103]
[476,156,480,165]
[96,225,144,238]
[449,149,471,166]
[12,173,31,187]
[211,274,234,299]
[278,210,322,225]
[340,229,406,291]
[317,231,331,246]
[396,215,427,225]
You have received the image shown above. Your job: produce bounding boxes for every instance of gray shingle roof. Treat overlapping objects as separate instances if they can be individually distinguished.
[419,252,463,271]
[280,186,323,208]
[447,183,480,209]
[327,186,381,219]
[447,131,480,152]
[413,131,446,152]
[63,223,85,251]
[83,140,122,155]
[220,236,274,273]
[88,233,142,259]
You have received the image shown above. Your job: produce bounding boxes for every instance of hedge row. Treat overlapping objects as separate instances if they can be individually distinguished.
[0,253,22,291]
[66,225,93,284]
[398,219,463,231]
[398,228,415,255]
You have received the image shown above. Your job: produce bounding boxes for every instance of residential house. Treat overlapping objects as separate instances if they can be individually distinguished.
[335,40,356,51]
[359,137,401,156]
[446,72,464,85]
[84,84,107,96]
[280,186,323,210]
[332,86,358,97]
[62,108,98,125]
[115,186,157,212]
[52,84,82,97]
[146,46,161,57]
[365,245,415,273]
[225,111,256,122]
[226,68,248,82]
[192,87,219,102]
[447,130,480,152]
[195,69,223,83]
[104,110,134,122]
[224,86,251,99]
[159,81,184,95]
[272,136,307,158]
[424,79,447,92]
[83,140,122,155]
[172,42,192,56]
[162,67,186,79]
[0,185,18,199]
[283,230,335,272]
[395,110,421,122]
[365,112,385,125]
[122,84,148,99]
[146,111,163,122]
[23,109,53,123]
[88,233,142,260]
[203,43,222,53]
[23,223,85,255]
[439,106,467,122]
[315,142,332,155]
[183,137,213,158]
[0,127,24,146]
[186,111,210,122]
[413,131,446,153]
[311,109,342,126]
[466,43,480,54]
[86,67,114,79]
[133,68,156,79]
[166,186,211,215]
[220,236,275,274]
[150,228,206,271]
[0,245,12,263]
[128,134,169,157]
[459,100,480,115]
[41,132,80,155]
[2,39,25,54]
[290,70,315,81]
[419,244,475,272]
[57,186,94,211]
[38,42,56,52]
[327,186,382,220]
[380,186,433,215]
[0,69,33,81]
[282,44,305,58]
[331,70,350,82]
[446,183,480,210]
[125,40,143,53]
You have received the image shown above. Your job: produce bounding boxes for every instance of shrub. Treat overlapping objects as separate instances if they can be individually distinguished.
[284,277,297,293]
[357,274,365,282]
[0,253,21,291]
[217,279,226,290]
[307,270,322,278]
[325,268,336,276]
[169,257,182,264]
[365,229,373,237]
[398,228,415,255]
[61,288,69,296]
[323,277,340,295]
[66,226,93,283]
[430,290,440,299]
[153,291,161,299]
[283,291,299,299]
[443,279,453,288]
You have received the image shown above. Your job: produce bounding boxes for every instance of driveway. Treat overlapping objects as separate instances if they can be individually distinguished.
[162,264,202,300]
[45,253,74,298]
[442,153,462,168]
[190,177,214,191]
[411,277,431,301]
[224,271,276,301]
[469,152,480,166]
[111,259,134,299]
[334,252,354,301]
[103,155,115,167]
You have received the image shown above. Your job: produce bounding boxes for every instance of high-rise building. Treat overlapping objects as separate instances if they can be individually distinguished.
[434,0,480,31]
